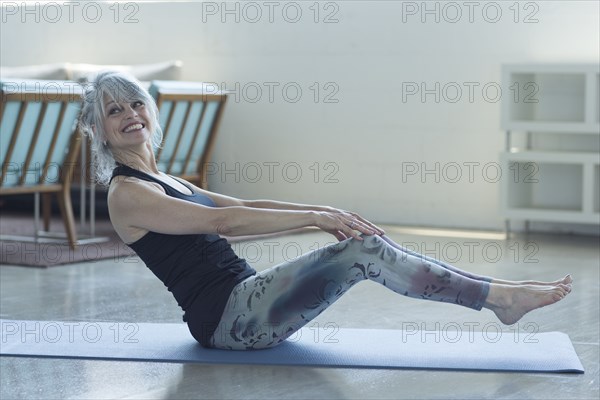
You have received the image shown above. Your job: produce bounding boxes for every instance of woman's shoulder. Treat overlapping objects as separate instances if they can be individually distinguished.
[106,177,155,244]
[107,175,164,210]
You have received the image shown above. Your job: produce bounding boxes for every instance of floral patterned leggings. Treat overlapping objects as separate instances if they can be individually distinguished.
[208,234,491,350]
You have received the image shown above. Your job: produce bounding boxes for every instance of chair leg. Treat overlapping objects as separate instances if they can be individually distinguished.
[56,189,77,249]
[42,193,52,231]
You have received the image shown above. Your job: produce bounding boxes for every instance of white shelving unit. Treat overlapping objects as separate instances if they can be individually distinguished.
[500,64,600,233]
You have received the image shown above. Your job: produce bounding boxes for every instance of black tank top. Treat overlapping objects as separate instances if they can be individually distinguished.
[110,164,256,346]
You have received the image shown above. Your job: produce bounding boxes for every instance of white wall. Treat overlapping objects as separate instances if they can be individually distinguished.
[1,0,599,231]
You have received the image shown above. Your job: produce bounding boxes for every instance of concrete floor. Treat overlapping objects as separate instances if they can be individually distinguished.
[1,226,598,400]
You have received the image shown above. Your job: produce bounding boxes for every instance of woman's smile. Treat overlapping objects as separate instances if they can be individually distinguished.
[122,122,146,133]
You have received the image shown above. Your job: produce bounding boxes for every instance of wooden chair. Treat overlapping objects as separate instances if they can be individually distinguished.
[149,81,228,188]
[0,80,84,249]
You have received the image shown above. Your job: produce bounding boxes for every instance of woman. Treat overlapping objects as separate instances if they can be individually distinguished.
[79,71,572,350]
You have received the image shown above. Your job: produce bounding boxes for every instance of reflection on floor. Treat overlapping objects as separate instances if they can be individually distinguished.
[1,227,598,400]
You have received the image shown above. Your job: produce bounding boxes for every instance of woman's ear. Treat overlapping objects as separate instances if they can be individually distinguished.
[91,125,108,146]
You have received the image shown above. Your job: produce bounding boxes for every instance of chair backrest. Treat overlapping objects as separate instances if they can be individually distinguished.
[149,81,228,188]
[0,79,83,193]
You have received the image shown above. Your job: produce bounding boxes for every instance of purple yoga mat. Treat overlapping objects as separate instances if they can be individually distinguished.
[0,319,584,373]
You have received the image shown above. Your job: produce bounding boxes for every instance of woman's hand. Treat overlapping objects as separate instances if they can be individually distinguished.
[314,208,385,241]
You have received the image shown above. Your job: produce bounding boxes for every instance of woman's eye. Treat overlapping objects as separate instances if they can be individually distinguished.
[108,107,120,115]
[133,101,144,108]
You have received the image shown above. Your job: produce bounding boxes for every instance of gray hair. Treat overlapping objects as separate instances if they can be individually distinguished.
[79,71,163,186]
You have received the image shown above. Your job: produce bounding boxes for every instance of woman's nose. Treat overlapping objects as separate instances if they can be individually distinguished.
[123,104,138,118]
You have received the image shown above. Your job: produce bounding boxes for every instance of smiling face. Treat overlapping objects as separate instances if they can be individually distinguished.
[79,71,164,183]
[102,96,153,150]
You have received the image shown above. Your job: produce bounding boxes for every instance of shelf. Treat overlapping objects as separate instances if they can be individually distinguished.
[504,161,583,212]
[499,150,599,226]
[505,121,599,134]
[503,150,600,163]
[509,72,585,123]
[596,73,600,124]
[500,64,599,230]
[501,64,600,134]
[595,164,600,214]
[502,208,596,224]
[528,132,600,153]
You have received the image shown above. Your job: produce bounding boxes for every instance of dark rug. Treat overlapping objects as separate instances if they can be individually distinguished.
[0,210,136,268]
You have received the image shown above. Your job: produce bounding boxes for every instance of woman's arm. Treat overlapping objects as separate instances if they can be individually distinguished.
[173,176,331,211]
[245,199,385,238]
[177,178,385,238]
[109,177,376,241]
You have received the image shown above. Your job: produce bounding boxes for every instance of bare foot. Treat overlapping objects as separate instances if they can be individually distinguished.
[491,274,572,287]
[485,283,572,325]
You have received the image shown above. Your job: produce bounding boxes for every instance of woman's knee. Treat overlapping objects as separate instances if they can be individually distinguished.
[351,234,389,253]
[360,233,387,245]
[350,234,399,265]
[320,234,388,259]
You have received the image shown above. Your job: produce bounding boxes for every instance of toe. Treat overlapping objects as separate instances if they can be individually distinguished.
[552,293,562,302]
[554,287,566,297]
